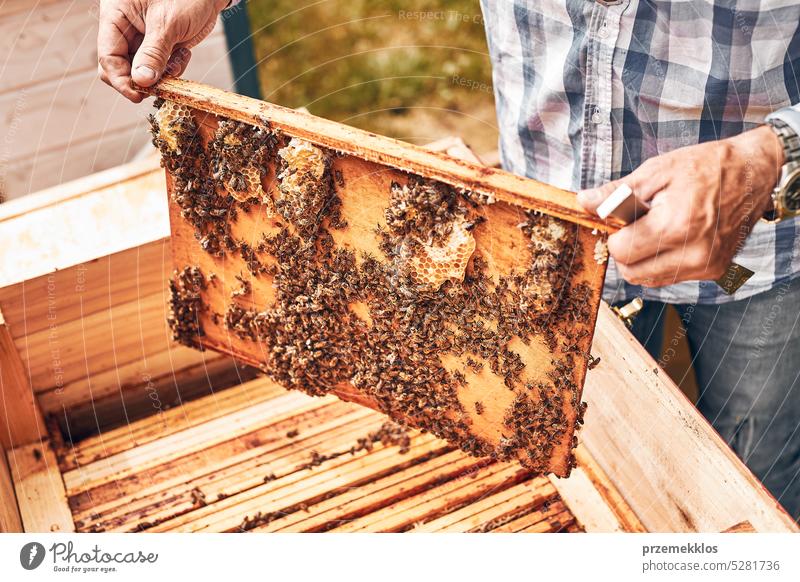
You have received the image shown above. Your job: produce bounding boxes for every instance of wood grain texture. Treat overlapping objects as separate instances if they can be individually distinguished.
[582,304,799,532]
[7,440,74,532]
[139,78,624,232]
[0,5,233,201]
[0,0,98,94]
[0,447,23,532]
[0,159,245,436]
[722,521,756,533]
[57,374,637,533]
[0,307,45,449]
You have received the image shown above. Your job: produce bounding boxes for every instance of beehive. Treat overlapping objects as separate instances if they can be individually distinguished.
[2,123,796,533]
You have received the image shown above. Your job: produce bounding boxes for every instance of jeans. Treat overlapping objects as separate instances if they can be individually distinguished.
[622,277,800,521]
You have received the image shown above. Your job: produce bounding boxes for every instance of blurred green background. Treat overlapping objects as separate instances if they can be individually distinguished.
[246,0,498,155]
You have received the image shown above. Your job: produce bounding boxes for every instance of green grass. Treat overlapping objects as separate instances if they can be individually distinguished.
[247,0,496,147]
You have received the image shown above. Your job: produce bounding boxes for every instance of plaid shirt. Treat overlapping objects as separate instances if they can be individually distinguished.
[481,0,800,304]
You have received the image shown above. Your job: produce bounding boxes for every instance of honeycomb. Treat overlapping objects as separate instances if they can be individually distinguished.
[278,138,327,190]
[223,164,266,204]
[520,213,574,313]
[155,100,193,153]
[403,216,476,290]
[276,138,331,229]
[211,121,276,214]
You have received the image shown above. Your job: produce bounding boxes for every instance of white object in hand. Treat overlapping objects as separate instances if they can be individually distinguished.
[596,183,649,224]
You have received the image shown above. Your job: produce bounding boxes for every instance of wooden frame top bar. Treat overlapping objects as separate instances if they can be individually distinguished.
[137,78,624,233]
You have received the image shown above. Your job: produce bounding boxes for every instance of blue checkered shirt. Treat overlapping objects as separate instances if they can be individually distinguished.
[481,0,800,304]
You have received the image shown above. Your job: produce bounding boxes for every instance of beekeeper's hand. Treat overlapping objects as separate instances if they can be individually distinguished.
[98,0,230,102]
[576,126,783,287]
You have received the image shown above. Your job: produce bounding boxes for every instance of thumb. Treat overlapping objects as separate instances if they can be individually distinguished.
[576,179,629,215]
[131,17,175,87]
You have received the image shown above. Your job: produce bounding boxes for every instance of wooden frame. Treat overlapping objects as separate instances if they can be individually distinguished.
[0,307,45,450]
[153,90,608,475]
[138,78,624,233]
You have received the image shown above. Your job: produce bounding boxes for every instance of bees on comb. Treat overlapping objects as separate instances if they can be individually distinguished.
[384,179,477,291]
[401,216,476,290]
[152,99,195,154]
[275,138,335,236]
[209,119,280,213]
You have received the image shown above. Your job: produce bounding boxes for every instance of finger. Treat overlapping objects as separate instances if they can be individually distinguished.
[164,47,193,78]
[576,160,669,215]
[616,247,703,288]
[607,203,674,265]
[97,12,143,102]
[576,178,629,215]
[182,16,220,50]
[131,12,175,87]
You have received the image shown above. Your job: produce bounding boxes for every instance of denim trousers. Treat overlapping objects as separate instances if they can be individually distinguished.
[622,277,800,521]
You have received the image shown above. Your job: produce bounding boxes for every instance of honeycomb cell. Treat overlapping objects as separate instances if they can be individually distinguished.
[594,238,609,265]
[155,100,193,153]
[404,216,476,290]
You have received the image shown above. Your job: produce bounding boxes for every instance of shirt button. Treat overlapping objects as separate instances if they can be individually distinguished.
[598,26,609,39]
[591,111,603,124]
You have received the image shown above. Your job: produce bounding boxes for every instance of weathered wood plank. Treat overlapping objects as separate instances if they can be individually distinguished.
[126,433,441,533]
[7,440,73,532]
[331,463,530,532]
[0,307,45,449]
[67,374,285,470]
[0,447,23,532]
[62,390,325,494]
[0,11,233,200]
[69,401,365,525]
[0,161,167,291]
[0,1,98,94]
[548,465,627,533]
[262,447,473,533]
[150,420,436,533]
[582,303,799,532]
[414,478,555,532]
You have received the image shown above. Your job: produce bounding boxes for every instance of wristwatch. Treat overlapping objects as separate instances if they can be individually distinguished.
[763,117,800,222]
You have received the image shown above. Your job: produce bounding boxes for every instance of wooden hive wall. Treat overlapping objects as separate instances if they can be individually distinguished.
[0,160,249,442]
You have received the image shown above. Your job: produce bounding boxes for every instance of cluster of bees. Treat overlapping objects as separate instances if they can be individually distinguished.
[167,266,207,348]
[385,179,477,290]
[156,100,594,474]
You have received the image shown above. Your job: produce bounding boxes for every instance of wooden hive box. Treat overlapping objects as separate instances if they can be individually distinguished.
[0,109,796,534]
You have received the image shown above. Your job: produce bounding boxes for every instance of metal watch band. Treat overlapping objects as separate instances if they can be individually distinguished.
[767,117,800,165]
